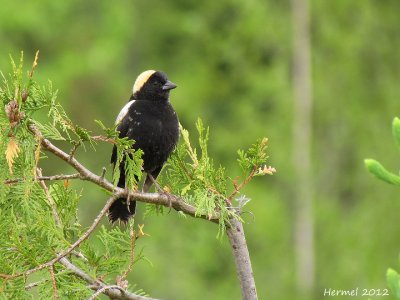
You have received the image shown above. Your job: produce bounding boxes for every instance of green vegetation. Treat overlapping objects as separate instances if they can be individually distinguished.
[0,54,271,298]
[1,0,400,299]
[365,117,400,299]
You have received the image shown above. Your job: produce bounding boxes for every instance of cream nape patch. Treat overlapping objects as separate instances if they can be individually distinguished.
[133,70,156,93]
[115,100,135,124]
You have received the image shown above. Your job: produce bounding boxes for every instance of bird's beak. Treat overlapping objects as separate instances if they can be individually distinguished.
[162,80,177,91]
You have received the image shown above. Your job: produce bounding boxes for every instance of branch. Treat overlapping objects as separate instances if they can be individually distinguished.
[117,227,136,285]
[4,173,82,184]
[26,122,258,299]
[3,190,156,300]
[226,218,258,300]
[88,285,127,300]
[28,123,220,222]
[92,135,117,144]
[71,250,88,262]
[228,166,257,201]
[0,192,123,280]
[25,270,69,291]
[60,257,158,300]
[48,265,59,300]
[37,168,62,227]
[25,278,48,291]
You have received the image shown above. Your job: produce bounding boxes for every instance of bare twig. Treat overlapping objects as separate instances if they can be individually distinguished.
[226,218,258,300]
[24,122,258,300]
[29,50,39,79]
[117,227,136,285]
[59,257,157,300]
[55,192,123,262]
[37,168,62,227]
[28,123,220,222]
[49,265,59,300]
[207,186,232,206]
[68,142,80,161]
[25,278,48,290]
[25,270,69,291]
[228,166,257,201]
[0,192,124,280]
[88,285,126,300]
[5,173,81,184]
[71,250,88,262]
[59,258,95,286]
[100,167,107,179]
[92,135,116,144]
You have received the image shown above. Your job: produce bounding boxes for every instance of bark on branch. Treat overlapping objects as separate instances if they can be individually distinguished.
[24,123,258,300]
[28,123,219,223]
[60,257,159,300]
[227,218,258,300]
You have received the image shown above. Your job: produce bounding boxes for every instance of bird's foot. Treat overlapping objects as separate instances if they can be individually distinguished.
[147,174,174,212]
[125,186,132,213]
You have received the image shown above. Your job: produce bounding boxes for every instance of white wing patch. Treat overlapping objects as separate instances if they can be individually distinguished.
[133,70,156,93]
[115,100,135,124]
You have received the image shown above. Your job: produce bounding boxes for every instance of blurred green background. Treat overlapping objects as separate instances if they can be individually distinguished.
[1,0,400,299]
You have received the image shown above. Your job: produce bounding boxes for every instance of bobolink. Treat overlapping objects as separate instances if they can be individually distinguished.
[108,70,179,223]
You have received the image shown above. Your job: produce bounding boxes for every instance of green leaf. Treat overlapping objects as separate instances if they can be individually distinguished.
[34,121,66,141]
[95,119,119,138]
[387,268,400,299]
[124,148,143,189]
[74,125,92,142]
[181,183,191,195]
[393,117,400,149]
[237,137,269,173]
[364,159,400,186]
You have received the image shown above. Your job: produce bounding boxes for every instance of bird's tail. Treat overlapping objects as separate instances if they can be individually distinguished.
[108,169,136,223]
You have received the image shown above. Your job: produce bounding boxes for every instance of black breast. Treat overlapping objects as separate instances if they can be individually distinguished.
[116,100,179,173]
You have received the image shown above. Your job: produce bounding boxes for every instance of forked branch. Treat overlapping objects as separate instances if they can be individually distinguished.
[10,123,258,300]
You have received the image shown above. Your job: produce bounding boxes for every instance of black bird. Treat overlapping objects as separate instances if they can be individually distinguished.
[108,70,179,223]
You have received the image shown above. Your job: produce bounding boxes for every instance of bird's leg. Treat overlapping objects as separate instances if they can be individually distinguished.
[125,185,132,213]
[142,175,161,213]
[144,173,173,211]
[142,175,153,194]
[146,174,163,193]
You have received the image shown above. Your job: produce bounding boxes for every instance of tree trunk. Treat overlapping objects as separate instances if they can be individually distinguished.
[291,0,315,296]
[227,218,258,300]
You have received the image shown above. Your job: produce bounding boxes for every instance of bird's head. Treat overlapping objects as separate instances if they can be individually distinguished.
[132,70,177,101]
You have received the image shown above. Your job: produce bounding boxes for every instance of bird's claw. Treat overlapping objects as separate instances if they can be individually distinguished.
[147,174,173,213]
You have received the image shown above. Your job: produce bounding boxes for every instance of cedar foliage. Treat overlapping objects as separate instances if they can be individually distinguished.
[365,117,400,299]
[0,53,273,298]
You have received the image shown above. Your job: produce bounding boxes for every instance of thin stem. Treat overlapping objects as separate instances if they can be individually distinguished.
[92,135,116,144]
[37,168,62,227]
[60,257,157,300]
[88,285,126,300]
[0,192,123,280]
[55,192,124,263]
[228,167,257,201]
[226,218,258,300]
[100,167,107,179]
[71,250,88,262]
[118,227,136,284]
[4,173,81,184]
[23,122,258,300]
[48,265,59,300]
[68,142,80,161]
[28,123,220,222]
[25,278,48,291]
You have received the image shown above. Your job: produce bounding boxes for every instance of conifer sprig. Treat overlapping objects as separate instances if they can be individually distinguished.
[0,53,274,299]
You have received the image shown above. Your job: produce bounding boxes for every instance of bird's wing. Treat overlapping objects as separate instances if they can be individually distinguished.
[111,100,136,164]
[115,100,135,125]
[110,145,117,165]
